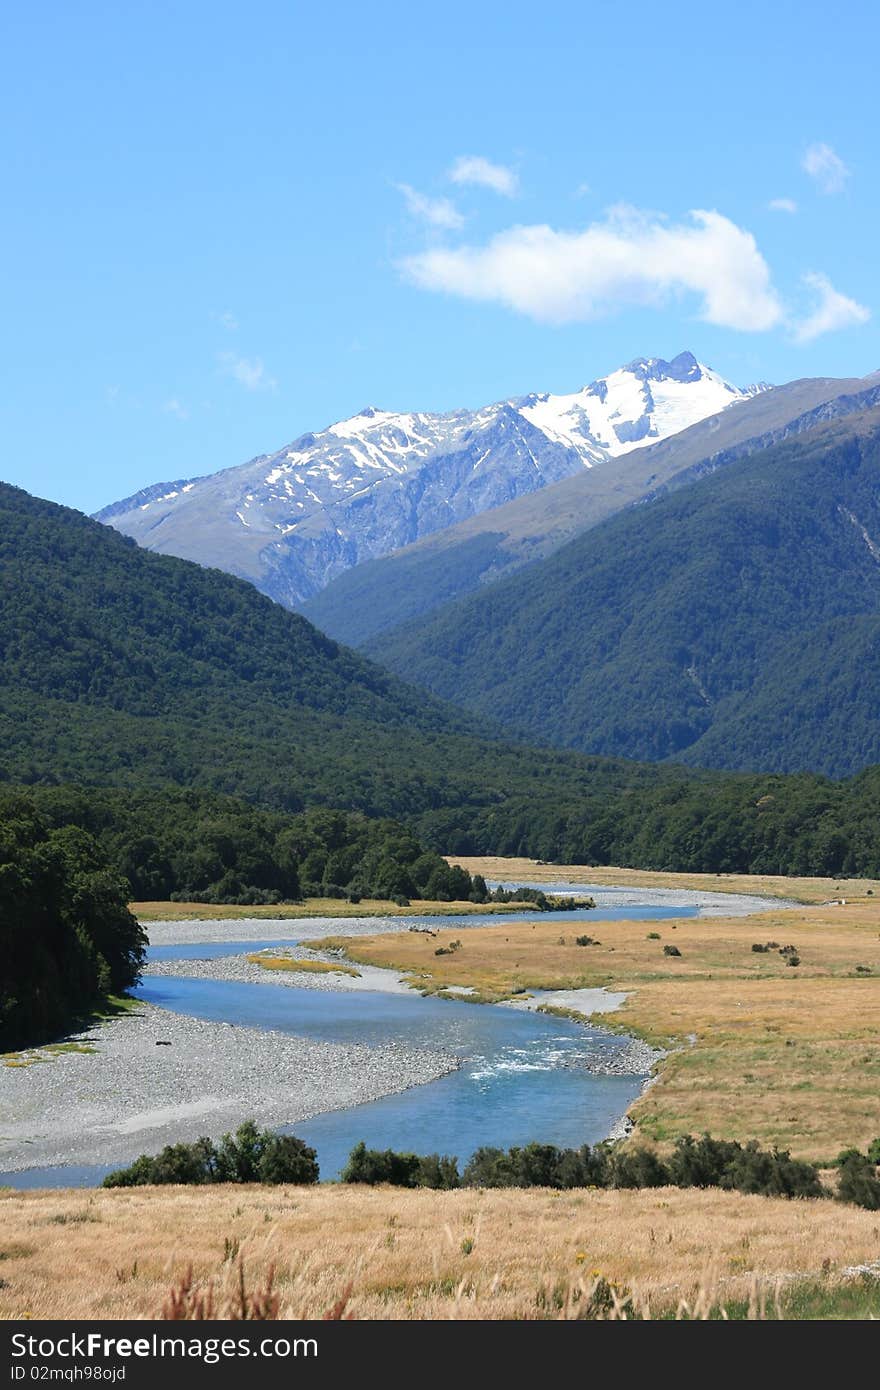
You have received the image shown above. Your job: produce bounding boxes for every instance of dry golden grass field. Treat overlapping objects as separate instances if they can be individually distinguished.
[448,855,880,905]
[133,896,531,921]
[328,872,880,1161]
[2,1182,879,1320]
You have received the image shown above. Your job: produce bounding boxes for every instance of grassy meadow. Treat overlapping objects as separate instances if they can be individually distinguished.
[447,855,880,905]
[2,1182,879,1320]
[328,868,880,1161]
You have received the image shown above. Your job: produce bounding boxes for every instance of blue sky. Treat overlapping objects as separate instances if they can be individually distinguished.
[2,0,878,513]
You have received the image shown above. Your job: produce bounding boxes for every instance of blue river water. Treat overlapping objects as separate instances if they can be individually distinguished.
[138,972,643,1181]
[2,893,710,1188]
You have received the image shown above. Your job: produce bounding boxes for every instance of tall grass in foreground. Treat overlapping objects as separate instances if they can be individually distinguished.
[5,1184,879,1320]
[158,1258,880,1321]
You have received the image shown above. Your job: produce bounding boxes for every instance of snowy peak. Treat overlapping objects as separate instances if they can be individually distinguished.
[627,349,703,383]
[96,352,764,608]
[518,351,754,462]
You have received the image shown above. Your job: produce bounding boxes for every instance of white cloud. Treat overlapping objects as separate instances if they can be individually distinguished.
[401,207,783,331]
[162,397,189,420]
[448,155,518,197]
[768,197,798,213]
[802,142,850,194]
[793,272,870,343]
[219,353,277,391]
[218,310,239,331]
[396,182,464,230]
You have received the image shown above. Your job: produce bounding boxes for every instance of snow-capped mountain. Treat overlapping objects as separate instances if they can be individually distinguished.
[96,352,764,609]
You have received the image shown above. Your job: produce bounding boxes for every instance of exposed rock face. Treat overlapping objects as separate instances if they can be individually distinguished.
[95,353,755,607]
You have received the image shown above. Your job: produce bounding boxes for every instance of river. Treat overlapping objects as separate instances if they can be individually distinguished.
[1,882,786,1188]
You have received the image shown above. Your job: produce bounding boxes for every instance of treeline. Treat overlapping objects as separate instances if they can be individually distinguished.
[0,793,144,1049]
[342,1135,880,1208]
[2,785,519,907]
[12,769,880,893]
[102,1130,880,1210]
[341,1135,823,1199]
[424,764,880,879]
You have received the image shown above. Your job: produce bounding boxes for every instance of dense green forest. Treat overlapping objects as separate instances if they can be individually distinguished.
[368,413,880,779]
[0,793,145,1048]
[14,785,492,905]
[0,784,550,1049]
[431,763,880,876]
[0,479,681,843]
[6,480,880,882]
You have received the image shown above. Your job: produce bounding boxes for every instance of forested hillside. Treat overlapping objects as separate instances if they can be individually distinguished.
[0,480,685,846]
[368,411,880,779]
[6,480,880,881]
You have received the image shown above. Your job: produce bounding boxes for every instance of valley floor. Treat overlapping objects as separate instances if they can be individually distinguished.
[2,1182,879,1320]
[447,856,880,905]
[332,865,880,1161]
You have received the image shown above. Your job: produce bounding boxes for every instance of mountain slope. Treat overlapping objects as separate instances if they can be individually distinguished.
[304,372,877,646]
[11,482,880,877]
[366,405,880,779]
[0,480,697,848]
[95,353,754,608]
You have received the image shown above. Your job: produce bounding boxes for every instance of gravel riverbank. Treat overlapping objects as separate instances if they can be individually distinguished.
[0,1002,457,1174]
[143,946,414,994]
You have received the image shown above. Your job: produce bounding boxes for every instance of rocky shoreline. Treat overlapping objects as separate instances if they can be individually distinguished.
[0,1000,457,1175]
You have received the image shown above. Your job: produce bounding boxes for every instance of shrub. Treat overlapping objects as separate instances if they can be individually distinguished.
[255,1135,320,1185]
[667,1133,821,1198]
[607,1147,670,1189]
[434,939,462,956]
[646,931,661,940]
[460,1147,511,1188]
[663,944,682,957]
[668,1134,742,1188]
[837,1154,880,1210]
[102,1122,318,1187]
[340,1141,457,1188]
[724,1142,822,1198]
[835,1147,863,1167]
[461,1142,609,1190]
[339,1133,859,1204]
[415,1153,460,1189]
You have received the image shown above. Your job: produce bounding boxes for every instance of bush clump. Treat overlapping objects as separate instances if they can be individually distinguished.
[668,1134,822,1198]
[341,1141,458,1189]
[835,1148,880,1209]
[340,1133,828,1201]
[103,1121,318,1187]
